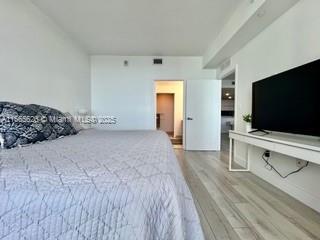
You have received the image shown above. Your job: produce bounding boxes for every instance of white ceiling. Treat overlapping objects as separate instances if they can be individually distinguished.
[31,0,239,56]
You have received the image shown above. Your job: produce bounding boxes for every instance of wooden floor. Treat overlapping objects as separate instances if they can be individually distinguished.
[175,134,320,240]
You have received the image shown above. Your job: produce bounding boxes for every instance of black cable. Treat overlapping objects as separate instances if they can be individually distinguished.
[262,151,309,179]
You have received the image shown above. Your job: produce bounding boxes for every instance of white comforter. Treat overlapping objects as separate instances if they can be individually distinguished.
[0,130,204,240]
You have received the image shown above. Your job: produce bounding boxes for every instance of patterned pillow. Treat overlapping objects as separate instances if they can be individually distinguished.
[0,102,77,149]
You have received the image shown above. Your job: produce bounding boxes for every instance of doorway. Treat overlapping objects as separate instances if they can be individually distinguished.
[155,81,184,147]
[221,71,235,152]
[157,93,174,136]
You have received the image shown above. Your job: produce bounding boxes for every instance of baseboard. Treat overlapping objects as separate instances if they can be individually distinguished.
[249,164,320,213]
[233,152,320,212]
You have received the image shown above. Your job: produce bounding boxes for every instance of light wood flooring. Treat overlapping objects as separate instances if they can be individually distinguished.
[175,134,320,240]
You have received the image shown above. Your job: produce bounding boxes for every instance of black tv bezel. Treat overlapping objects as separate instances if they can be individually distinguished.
[251,59,320,137]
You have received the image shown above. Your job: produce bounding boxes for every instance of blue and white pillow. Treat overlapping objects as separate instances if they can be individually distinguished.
[0,102,77,149]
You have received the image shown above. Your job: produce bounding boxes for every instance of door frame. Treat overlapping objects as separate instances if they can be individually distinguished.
[219,65,238,132]
[154,80,185,148]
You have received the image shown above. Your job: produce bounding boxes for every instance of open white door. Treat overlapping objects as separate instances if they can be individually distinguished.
[185,80,221,151]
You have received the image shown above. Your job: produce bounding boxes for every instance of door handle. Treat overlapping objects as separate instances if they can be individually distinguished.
[187,117,193,120]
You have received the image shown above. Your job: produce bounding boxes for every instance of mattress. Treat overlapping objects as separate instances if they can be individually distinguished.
[0,129,204,240]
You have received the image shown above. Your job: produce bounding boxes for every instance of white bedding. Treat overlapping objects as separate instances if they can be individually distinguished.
[0,129,204,240]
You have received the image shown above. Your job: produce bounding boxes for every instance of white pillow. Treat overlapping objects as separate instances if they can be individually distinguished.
[64,112,83,132]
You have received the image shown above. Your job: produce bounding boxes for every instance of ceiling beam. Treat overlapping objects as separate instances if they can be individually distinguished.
[203,0,300,69]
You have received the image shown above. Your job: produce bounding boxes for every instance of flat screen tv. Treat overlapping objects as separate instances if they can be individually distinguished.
[252,59,320,137]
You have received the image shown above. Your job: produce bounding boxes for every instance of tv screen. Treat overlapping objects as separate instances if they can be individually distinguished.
[252,59,320,137]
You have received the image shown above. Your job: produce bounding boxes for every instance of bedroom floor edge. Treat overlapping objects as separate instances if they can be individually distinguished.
[175,141,320,240]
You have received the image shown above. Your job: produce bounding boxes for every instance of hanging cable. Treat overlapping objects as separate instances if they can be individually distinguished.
[262,150,309,179]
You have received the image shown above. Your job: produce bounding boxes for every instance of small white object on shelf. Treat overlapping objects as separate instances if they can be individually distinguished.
[246,123,252,133]
[78,108,88,115]
[77,108,92,129]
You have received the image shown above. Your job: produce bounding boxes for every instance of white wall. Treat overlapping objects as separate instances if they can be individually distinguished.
[0,0,91,114]
[91,56,216,130]
[156,81,183,137]
[222,79,235,88]
[221,0,320,212]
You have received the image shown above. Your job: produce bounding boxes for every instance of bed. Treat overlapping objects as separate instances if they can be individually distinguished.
[0,129,204,240]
